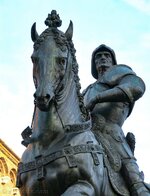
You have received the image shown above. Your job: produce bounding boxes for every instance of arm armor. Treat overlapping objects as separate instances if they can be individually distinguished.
[96,64,145,104]
[116,74,145,104]
[95,75,145,105]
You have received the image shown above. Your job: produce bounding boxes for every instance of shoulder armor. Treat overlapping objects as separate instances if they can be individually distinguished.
[102,64,136,86]
[82,82,95,96]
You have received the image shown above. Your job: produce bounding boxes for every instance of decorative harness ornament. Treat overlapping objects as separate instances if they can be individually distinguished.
[16,142,103,188]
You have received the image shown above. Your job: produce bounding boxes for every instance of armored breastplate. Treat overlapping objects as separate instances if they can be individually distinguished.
[85,82,129,126]
[92,101,129,126]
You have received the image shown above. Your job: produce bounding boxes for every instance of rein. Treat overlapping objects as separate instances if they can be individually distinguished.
[21,106,36,147]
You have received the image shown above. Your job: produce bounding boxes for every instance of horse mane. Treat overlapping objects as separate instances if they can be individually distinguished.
[33,28,90,121]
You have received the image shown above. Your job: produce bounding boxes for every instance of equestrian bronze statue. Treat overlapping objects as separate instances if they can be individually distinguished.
[17,10,150,196]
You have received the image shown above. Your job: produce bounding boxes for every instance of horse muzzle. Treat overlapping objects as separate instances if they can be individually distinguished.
[34,92,54,111]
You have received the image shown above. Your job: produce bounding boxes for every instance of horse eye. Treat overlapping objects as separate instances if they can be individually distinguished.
[58,57,66,65]
[56,57,66,65]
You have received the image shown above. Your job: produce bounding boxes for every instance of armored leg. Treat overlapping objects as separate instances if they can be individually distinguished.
[122,159,150,196]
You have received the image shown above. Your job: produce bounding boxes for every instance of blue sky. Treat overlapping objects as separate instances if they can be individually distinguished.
[0,0,150,181]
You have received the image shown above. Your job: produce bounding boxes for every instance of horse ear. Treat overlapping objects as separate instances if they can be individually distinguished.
[31,22,39,42]
[65,20,73,41]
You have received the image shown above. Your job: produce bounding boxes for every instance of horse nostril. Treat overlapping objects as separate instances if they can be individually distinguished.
[33,92,51,103]
[45,94,50,100]
[33,93,50,101]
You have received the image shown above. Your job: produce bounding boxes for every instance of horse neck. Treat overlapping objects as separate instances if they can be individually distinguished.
[56,74,84,126]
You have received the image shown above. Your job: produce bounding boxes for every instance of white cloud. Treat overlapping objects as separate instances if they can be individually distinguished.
[123,0,150,14]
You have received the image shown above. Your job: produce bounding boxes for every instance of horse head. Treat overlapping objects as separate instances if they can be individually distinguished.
[31,10,73,111]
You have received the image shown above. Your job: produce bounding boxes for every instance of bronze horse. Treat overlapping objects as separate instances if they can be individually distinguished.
[17,11,129,196]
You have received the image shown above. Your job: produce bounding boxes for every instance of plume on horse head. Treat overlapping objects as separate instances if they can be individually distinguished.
[31,10,73,47]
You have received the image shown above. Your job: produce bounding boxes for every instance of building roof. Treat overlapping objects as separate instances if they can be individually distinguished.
[0,138,20,164]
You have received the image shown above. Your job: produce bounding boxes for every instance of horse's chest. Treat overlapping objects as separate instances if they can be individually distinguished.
[20,157,80,196]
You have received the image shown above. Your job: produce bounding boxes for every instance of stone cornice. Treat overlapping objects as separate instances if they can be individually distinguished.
[0,139,20,166]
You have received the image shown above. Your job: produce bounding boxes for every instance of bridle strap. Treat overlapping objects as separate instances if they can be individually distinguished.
[31,105,36,129]
[54,101,65,129]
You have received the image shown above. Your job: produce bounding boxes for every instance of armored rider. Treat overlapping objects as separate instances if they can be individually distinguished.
[83,44,150,196]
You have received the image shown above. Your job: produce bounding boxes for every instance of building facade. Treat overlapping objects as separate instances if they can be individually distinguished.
[0,139,20,196]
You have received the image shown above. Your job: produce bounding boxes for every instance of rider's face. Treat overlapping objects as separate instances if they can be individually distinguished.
[95,51,113,72]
